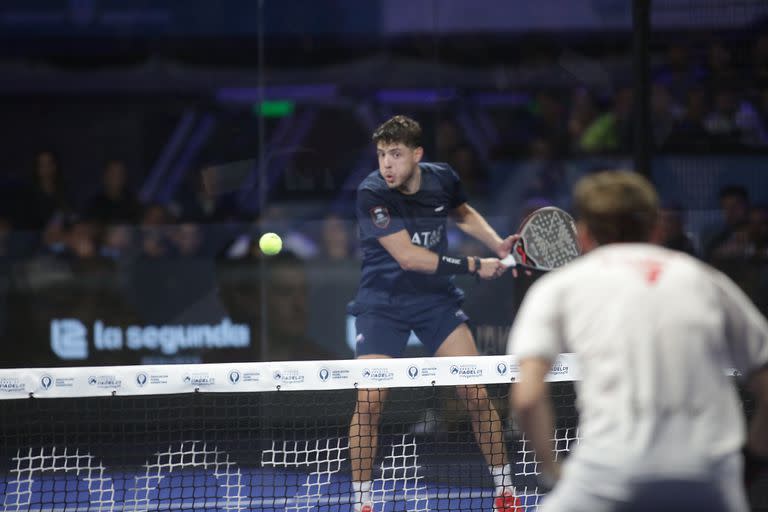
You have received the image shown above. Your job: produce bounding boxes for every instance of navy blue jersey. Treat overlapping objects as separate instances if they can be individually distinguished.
[350,162,468,310]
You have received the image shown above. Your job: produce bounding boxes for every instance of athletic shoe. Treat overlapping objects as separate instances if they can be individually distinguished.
[494,489,523,511]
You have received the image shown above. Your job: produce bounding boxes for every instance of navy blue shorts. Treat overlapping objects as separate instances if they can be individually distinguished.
[353,300,470,358]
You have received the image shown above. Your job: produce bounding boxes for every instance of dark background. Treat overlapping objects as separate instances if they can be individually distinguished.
[0,0,766,367]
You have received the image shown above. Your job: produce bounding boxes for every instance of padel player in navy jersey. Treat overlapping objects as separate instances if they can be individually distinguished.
[347,115,522,512]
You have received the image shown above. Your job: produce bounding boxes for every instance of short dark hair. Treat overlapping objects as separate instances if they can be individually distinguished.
[372,115,422,148]
[574,170,659,245]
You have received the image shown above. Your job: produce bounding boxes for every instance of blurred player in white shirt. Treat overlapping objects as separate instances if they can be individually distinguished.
[507,170,768,512]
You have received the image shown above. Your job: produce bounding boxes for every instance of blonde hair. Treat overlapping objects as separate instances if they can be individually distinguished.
[573,170,659,245]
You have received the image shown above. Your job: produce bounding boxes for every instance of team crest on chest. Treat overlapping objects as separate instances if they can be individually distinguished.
[370,206,390,229]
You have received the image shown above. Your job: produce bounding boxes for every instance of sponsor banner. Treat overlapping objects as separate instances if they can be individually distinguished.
[0,355,742,399]
[0,354,583,399]
[50,317,251,362]
[547,353,579,382]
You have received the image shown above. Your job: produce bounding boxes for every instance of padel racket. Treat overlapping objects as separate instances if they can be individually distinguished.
[501,207,580,271]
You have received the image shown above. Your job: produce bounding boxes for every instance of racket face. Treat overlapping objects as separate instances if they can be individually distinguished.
[513,207,580,271]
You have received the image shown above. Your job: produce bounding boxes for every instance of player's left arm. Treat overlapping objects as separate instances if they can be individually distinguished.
[507,275,564,485]
[452,202,517,258]
[513,357,560,484]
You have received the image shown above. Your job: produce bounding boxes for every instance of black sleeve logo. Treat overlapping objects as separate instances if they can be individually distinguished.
[370,206,390,229]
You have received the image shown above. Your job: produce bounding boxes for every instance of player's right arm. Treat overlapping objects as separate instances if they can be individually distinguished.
[357,188,502,279]
[378,230,501,278]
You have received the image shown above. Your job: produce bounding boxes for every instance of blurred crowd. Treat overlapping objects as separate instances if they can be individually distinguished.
[0,35,766,365]
[0,153,357,266]
[0,37,767,269]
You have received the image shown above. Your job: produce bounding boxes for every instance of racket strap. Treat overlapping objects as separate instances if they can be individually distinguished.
[516,242,530,266]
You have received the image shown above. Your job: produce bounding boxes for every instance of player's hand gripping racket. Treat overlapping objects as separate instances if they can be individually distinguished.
[501,207,581,272]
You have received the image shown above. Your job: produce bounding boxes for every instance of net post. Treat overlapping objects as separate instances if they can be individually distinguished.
[632,0,652,179]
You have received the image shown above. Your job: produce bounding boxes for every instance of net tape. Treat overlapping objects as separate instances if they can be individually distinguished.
[0,355,586,400]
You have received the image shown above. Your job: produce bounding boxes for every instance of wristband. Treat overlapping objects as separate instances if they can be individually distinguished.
[436,255,470,275]
[470,256,481,276]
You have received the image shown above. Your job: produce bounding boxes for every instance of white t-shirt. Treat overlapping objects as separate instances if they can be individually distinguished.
[508,243,768,476]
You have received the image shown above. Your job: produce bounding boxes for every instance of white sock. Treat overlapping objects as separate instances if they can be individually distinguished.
[352,480,373,508]
[491,464,514,495]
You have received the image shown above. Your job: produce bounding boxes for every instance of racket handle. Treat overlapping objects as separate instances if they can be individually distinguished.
[500,255,517,268]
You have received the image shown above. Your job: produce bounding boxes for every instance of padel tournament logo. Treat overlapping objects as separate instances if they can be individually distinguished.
[449,364,483,379]
[0,377,26,393]
[50,318,251,360]
[87,375,122,389]
[361,367,394,382]
[183,373,216,387]
[272,369,304,384]
[550,360,569,376]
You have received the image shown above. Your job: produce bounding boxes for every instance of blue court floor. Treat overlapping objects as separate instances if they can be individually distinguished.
[1,467,542,511]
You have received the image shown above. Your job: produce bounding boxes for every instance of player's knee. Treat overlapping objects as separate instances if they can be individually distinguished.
[457,385,489,410]
[356,390,387,419]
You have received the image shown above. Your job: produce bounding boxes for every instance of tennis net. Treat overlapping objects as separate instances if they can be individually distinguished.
[0,354,740,511]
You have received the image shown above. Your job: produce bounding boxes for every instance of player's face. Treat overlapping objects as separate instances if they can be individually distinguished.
[376,143,423,190]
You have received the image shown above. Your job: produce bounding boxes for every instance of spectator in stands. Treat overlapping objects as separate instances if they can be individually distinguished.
[176,164,241,224]
[318,213,353,261]
[100,224,134,260]
[522,138,568,207]
[651,83,683,149]
[654,206,696,256]
[703,185,751,261]
[705,88,766,149]
[654,44,704,104]
[579,86,633,154]
[84,160,141,225]
[64,219,98,260]
[171,223,204,257]
[567,88,599,153]
[667,87,711,151]
[42,215,111,271]
[140,203,173,259]
[530,91,569,158]
[705,40,737,87]
[18,150,70,231]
